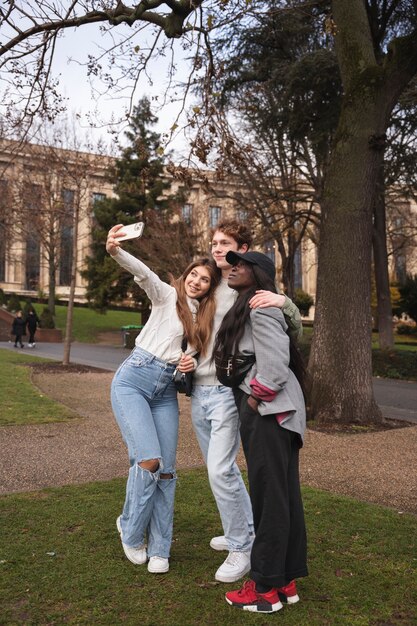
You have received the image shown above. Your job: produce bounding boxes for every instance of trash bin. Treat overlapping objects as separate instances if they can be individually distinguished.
[121,325,143,349]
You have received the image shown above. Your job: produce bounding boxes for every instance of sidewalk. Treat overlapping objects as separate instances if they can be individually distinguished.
[1,341,416,423]
[1,363,416,516]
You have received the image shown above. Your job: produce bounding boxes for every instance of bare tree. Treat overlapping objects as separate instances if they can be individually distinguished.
[4,125,108,364]
[208,97,323,294]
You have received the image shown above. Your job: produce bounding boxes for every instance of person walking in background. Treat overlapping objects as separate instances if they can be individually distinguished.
[11,310,26,348]
[214,250,308,614]
[191,219,303,584]
[26,309,40,347]
[106,224,219,575]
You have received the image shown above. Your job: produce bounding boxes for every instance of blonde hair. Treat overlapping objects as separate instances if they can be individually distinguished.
[172,258,220,356]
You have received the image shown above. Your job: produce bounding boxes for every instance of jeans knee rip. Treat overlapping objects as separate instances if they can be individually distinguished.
[159,470,177,480]
[136,457,161,480]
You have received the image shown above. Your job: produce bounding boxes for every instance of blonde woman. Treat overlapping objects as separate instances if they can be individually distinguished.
[107,224,219,574]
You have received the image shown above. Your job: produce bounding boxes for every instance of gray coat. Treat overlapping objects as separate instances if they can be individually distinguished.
[239,307,306,442]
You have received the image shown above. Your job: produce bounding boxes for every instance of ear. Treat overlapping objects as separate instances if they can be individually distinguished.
[238,243,249,253]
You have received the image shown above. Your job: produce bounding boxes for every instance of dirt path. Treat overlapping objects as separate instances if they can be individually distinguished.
[1,370,416,516]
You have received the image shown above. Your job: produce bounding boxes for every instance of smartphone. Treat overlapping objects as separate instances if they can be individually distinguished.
[117,222,145,242]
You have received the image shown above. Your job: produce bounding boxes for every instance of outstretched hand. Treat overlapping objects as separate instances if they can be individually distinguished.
[249,290,286,309]
[106,224,126,256]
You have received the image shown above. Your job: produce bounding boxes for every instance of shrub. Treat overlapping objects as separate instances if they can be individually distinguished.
[390,284,403,318]
[37,289,48,304]
[22,300,35,319]
[6,293,21,313]
[293,289,315,317]
[399,274,417,323]
[39,307,55,329]
[396,322,417,336]
[372,349,417,381]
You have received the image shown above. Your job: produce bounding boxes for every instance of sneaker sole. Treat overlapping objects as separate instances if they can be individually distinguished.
[279,593,299,604]
[226,598,283,613]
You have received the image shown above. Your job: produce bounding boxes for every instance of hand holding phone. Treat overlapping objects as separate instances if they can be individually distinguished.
[117,222,145,241]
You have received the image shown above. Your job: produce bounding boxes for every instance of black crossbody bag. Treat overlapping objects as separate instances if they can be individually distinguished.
[172,338,193,397]
[214,351,255,387]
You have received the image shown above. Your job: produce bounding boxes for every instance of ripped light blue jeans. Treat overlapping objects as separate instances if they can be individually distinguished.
[111,347,178,559]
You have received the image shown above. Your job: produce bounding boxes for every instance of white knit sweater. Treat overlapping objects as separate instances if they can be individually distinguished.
[112,248,199,363]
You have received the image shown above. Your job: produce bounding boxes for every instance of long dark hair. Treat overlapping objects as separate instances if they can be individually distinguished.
[213,263,306,396]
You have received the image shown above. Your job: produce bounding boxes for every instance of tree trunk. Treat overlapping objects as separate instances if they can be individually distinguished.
[48,256,56,317]
[308,95,383,424]
[372,162,394,349]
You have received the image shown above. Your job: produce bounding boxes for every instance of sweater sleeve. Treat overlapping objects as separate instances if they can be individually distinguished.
[111,248,173,305]
[281,295,303,341]
[250,308,290,392]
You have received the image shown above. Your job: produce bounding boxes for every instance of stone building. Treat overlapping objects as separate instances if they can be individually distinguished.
[0,139,115,302]
[1,139,415,311]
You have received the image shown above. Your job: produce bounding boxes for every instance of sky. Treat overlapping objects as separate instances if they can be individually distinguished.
[29,22,197,158]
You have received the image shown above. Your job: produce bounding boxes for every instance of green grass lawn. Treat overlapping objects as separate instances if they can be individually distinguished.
[300,325,417,381]
[0,350,77,426]
[33,304,142,343]
[0,471,416,625]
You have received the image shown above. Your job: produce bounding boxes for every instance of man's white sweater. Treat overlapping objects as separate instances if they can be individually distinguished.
[194,278,236,385]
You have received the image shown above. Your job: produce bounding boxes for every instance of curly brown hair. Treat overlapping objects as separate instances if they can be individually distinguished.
[211,218,253,249]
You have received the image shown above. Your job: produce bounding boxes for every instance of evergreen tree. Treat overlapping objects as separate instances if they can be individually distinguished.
[83,97,196,310]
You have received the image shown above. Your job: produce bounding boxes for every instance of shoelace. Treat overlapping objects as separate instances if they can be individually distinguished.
[224,551,247,566]
[237,580,256,597]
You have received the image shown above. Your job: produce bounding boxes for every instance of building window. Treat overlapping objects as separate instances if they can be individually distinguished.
[209,206,221,228]
[236,208,248,222]
[23,184,42,290]
[394,253,407,284]
[294,245,302,290]
[264,240,276,265]
[59,189,75,286]
[182,203,193,226]
[25,233,41,290]
[92,192,106,205]
[0,180,8,282]
[0,220,5,282]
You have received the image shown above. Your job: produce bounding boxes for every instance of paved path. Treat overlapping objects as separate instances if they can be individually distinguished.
[1,341,417,423]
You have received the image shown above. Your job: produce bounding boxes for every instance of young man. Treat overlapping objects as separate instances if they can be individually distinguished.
[191,219,302,583]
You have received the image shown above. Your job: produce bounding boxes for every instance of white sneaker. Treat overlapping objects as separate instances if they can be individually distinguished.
[147,556,169,574]
[210,534,255,551]
[116,516,147,565]
[215,550,251,583]
[210,535,229,551]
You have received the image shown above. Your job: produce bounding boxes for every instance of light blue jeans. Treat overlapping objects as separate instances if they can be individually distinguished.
[111,347,178,559]
[191,385,254,551]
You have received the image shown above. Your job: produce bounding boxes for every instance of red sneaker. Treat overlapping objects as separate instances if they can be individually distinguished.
[225,580,283,613]
[276,580,300,604]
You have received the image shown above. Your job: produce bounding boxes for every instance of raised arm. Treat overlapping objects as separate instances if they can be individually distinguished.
[249,290,303,341]
[106,224,173,305]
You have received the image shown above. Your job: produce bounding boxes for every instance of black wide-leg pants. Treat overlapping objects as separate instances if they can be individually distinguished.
[234,389,308,588]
